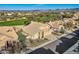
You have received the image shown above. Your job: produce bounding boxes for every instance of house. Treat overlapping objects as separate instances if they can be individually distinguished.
[48,20,64,32]
[0,27,18,48]
[64,18,77,26]
[22,21,51,40]
[73,13,79,19]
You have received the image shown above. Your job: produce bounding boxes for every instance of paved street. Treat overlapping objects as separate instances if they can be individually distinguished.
[29,29,79,54]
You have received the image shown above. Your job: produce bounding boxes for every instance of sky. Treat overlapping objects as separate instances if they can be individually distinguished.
[0,4,79,10]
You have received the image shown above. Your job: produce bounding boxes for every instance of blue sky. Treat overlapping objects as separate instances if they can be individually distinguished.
[0,4,79,10]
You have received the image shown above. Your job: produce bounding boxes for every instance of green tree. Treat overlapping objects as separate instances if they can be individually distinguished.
[17,30,26,49]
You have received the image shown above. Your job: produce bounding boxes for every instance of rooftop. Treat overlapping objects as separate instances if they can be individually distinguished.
[22,21,49,35]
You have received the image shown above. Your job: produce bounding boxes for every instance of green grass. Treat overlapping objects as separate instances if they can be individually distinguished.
[0,19,30,26]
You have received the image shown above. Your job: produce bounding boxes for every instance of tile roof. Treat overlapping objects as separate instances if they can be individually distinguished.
[22,21,49,35]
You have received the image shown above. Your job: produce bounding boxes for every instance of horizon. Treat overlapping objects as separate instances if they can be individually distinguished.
[0,4,79,10]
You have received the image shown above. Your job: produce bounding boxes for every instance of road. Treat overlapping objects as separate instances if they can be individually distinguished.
[28,29,79,54]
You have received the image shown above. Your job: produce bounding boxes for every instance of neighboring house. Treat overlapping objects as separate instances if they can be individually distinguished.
[7,13,12,16]
[64,18,77,26]
[48,20,64,32]
[0,27,18,48]
[73,13,79,19]
[25,13,33,16]
[22,21,51,40]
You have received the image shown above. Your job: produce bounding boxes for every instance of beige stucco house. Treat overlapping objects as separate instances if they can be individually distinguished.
[73,12,79,19]
[48,20,64,32]
[22,21,51,40]
[64,18,78,27]
[0,27,18,48]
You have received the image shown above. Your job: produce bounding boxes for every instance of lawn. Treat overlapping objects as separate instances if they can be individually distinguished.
[0,19,30,26]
